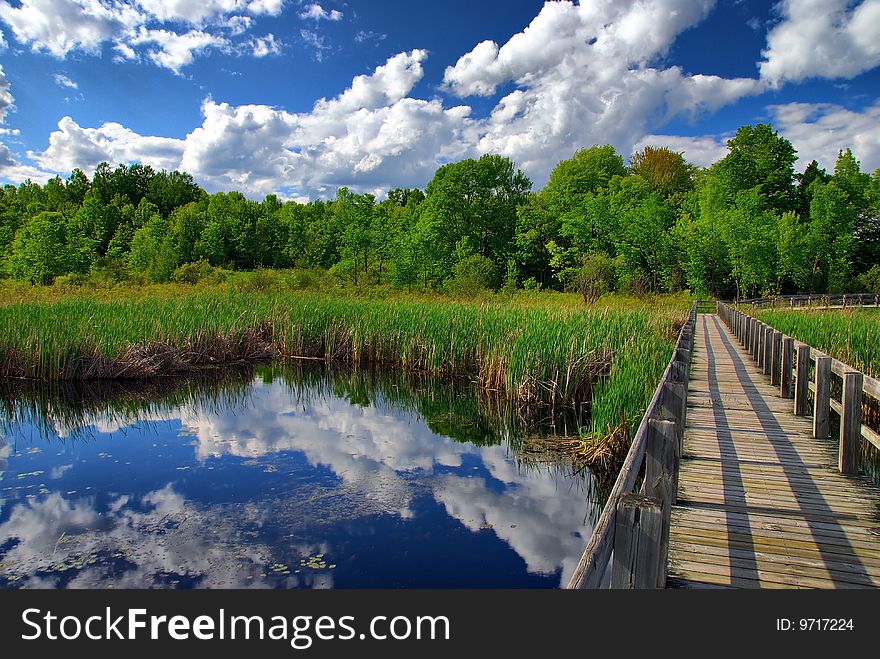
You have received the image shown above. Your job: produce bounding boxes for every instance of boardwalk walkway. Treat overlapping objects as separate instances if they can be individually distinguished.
[667,314,880,588]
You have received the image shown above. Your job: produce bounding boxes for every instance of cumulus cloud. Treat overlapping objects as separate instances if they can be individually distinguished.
[0,0,284,71]
[251,33,280,57]
[768,100,880,172]
[0,0,141,57]
[136,0,284,25]
[11,1,774,196]
[24,50,465,197]
[128,27,228,73]
[0,64,12,123]
[0,65,57,183]
[30,115,185,173]
[447,0,762,184]
[298,3,342,21]
[760,0,880,84]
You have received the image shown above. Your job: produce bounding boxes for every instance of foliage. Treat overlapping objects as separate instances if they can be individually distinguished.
[0,124,877,299]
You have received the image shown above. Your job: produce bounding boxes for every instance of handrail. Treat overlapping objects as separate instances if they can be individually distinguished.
[567,300,698,589]
[718,302,880,474]
[740,293,880,310]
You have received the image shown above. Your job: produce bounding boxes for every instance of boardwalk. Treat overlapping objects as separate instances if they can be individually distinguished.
[667,314,880,589]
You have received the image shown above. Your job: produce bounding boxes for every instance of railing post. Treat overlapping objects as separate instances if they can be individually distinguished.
[643,418,678,588]
[839,371,864,476]
[794,344,810,415]
[770,331,782,386]
[813,355,831,439]
[780,336,794,399]
[756,322,764,365]
[610,493,663,589]
[763,326,773,376]
[660,381,687,448]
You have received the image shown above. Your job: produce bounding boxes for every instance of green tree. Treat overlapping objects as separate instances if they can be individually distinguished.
[417,154,531,285]
[715,123,798,214]
[10,212,72,284]
[629,146,694,201]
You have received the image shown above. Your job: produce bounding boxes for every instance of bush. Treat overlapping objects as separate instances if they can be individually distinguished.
[858,265,880,294]
[522,277,543,292]
[232,268,283,293]
[448,255,497,296]
[171,260,224,286]
[568,253,616,304]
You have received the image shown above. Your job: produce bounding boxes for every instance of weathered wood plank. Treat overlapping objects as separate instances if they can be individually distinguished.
[668,312,880,590]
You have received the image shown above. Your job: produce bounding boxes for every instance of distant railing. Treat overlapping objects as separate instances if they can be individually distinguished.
[718,302,880,475]
[740,293,880,311]
[567,301,698,589]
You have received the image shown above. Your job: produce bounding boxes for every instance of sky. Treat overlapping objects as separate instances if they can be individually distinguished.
[0,0,877,201]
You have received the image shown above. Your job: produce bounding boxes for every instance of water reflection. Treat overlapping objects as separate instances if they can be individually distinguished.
[0,368,598,589]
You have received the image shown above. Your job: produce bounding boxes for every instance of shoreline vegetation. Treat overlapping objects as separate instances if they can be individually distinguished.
[0,283,689,478]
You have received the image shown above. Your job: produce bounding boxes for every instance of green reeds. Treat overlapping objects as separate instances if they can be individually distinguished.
[755,308,880,378]
[0,289,688,443]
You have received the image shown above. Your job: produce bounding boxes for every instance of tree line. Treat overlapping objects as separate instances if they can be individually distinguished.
[2,123,878,299]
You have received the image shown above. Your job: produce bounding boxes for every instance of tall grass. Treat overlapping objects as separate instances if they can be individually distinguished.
[755,308,880,378]
[0,286,688,442]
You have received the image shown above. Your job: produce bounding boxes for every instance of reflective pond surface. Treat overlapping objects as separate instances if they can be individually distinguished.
[0,369,599,589]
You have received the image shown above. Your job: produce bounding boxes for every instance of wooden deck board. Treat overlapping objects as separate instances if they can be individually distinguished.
[666,314,880,589]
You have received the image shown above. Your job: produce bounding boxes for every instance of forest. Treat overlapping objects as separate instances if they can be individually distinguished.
[2,122,878,300]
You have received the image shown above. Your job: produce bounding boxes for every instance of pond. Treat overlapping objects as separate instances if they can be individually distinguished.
[0,368,600,589]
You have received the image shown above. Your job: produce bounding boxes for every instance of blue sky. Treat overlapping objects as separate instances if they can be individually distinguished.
[0,0,878,200]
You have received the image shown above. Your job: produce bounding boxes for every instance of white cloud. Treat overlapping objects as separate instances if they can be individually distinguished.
[136,0,284,25]
[0,0,141,57]
[31,115,185,173]
[354,30,386,45]
[0,64,12,123]
[52,72,78,89]
[447,0,762,185]
[128,27,228,73]
[298,3,342,21]
[760,0,880,84]
[222,15,253,36]
[251,33,280,57]
[768,100,880,172]
[0,0,283,71]
[0,64,57,183]
[299,27,329,61]
[10,2,775,197]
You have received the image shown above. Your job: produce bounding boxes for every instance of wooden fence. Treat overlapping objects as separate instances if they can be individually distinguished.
[566,301,698,589]
[718,302,880,475]
[740,293,880,311]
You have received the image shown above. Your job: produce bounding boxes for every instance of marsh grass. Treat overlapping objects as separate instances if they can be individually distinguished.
[755,308,880,378]
[0,285,688,445]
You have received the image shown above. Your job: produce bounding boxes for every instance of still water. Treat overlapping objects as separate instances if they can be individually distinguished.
[0,369,599,589]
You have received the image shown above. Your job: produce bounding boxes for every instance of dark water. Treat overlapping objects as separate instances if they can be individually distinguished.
[0,369,599,589]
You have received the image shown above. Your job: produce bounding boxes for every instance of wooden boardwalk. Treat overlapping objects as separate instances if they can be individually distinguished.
[667,314,880,589]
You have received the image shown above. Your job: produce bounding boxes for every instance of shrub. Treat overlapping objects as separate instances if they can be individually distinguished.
[858,265,880,294]
[568,253,616,304]
[171,260,223,286]
[448,255,497,296]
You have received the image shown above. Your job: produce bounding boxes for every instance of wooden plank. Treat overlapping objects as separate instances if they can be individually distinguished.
[611,494,662,589]
[669,541,880,585]
[840,371,863,476]
[668,310,880,590]
[813,355,831,439]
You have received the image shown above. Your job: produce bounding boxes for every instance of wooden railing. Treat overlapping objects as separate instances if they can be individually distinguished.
[718,302,880,474]
[567,301,698,589]
[740,293,880,310]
